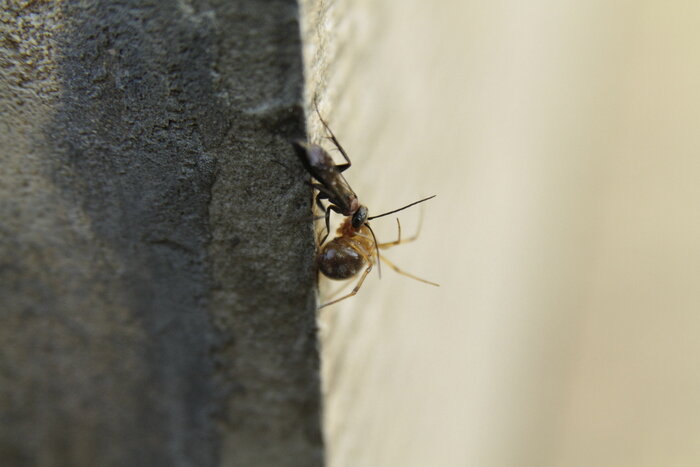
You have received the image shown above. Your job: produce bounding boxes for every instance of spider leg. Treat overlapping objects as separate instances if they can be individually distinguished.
[378,253,439,287]
[318,262,373,309]
[378,217,423,249]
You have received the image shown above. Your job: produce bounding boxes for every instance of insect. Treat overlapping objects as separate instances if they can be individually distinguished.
[293,101,438,308]
[292,101,365,245]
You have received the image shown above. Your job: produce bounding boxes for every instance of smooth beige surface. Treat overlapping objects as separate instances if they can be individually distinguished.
[302,1,700,466]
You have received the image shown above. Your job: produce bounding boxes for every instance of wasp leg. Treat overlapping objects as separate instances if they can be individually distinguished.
[318,205,344,245]
[310,187,343,245]
[318,263,374,309]
[308,184,336,244]
[313,189,328,213]
[313,98,351,170]
[310,182,332,200]
[378,254,439,287]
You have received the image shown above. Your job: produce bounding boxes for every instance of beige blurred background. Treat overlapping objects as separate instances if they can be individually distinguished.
[301,1,700,466]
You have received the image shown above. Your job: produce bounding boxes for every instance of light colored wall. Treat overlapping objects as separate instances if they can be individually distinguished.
[302,1,700,466]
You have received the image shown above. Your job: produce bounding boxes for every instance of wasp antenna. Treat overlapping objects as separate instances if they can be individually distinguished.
[368,195,436,221]
[366,222,382,278]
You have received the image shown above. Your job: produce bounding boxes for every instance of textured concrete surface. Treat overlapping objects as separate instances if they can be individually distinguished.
[0,1,321,466]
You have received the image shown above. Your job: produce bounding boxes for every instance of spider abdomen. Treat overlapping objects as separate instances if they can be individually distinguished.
[318,238,367,280]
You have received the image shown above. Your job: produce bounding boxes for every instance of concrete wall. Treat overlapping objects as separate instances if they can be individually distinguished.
[1,2,321,466]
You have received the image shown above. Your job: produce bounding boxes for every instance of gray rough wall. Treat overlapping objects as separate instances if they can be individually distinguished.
[0,1,322,466]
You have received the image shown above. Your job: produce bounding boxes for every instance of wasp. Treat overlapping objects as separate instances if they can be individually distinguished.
[293,101,437,308]
[292,102,365,245]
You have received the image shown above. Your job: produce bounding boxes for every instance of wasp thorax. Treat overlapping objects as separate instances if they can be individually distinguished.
[318,240,366,280]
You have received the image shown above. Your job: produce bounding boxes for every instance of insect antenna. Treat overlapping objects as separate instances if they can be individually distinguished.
[367,195,436,221]
[365,222,382,278]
